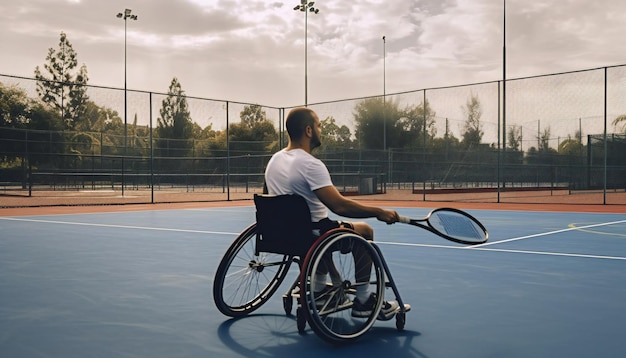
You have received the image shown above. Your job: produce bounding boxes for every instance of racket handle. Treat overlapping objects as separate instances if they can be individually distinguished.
[398,216,411,224]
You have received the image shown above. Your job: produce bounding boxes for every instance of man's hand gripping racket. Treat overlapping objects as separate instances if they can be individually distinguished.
[397,208,488,245]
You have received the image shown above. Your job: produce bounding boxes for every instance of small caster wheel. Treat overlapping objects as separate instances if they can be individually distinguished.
[296,307,306,334]
[283,295,293,315]
[396,312,406,331]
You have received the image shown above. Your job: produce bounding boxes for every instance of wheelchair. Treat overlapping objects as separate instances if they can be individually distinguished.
[213,194,410,344]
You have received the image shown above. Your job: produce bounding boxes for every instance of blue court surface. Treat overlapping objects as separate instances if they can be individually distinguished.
[1,205,625,357]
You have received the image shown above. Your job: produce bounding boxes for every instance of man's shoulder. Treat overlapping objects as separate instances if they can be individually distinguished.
[270,149,325,169]
[277,148,319,160]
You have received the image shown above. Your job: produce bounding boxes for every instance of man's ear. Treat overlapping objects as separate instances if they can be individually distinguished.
[305,125,313,138]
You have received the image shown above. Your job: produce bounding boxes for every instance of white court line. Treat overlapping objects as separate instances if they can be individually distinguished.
[378,241,626,261]
[3,217,625,261]
[470,219,626,248]
[0,217,238,236]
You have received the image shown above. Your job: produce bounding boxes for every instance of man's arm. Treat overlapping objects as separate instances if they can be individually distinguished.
[314,185,398,224]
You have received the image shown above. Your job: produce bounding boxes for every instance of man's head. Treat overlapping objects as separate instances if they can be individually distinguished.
[285,107,321,150]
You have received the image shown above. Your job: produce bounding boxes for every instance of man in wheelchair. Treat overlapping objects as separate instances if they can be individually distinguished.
[264,107,403,321]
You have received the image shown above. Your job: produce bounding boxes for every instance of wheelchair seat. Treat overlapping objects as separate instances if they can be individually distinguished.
[254,193,316,257]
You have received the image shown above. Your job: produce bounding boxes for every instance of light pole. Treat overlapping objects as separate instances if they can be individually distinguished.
[383,35,386,151]
[383,35,389,186]
[293,1,319,106]
[116,8,137,196]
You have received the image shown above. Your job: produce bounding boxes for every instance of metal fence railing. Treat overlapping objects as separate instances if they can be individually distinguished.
[1,65,625,207]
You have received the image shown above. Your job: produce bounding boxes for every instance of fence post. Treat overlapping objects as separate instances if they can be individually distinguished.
[150,92,154,204]
[603,67,607,204]
[28,153,32,197]
[423,89,427,201]
[226,101,230,201]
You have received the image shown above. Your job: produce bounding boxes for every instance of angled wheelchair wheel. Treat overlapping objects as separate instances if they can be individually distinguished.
[213,223,293,317]
[300,230,385,344]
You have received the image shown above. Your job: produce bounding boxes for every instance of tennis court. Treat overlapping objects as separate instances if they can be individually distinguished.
[1,201,625,357]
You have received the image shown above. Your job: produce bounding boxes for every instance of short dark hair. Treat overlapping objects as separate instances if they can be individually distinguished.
[285,107,315,140]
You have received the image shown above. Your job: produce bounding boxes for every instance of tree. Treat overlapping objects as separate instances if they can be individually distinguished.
[320,116,352,151]
[460,94,484,148]
[558,132,583,159]
[526,126,557,166]
[156,77,193,157]
[354,98,394,150]
[34,32,89,130]
[396,99,436,149]
[187,122,212,158]
[25,102,66,167]
[507,125,522,151]
[227,106,278,155]
[236,104,278,153]
[353,97,435,150]
[240,104,266,128]
[613,114,626,133]
[0,83,32,164]
[538,127,551,152]
[251,120,279,152]
[78,104,126,156]
[0,83,30,128]
[0,83,66,166]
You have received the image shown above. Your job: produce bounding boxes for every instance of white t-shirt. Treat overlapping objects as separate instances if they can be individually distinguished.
[264,148,332,222]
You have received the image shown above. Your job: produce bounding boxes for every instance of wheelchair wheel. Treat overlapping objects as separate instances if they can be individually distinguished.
[213,223,293,317]
[300,230,385,344]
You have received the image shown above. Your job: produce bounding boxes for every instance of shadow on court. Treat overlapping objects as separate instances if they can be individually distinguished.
[216,314,425,358]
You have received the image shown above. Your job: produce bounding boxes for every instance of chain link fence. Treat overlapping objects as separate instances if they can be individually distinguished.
[1,65,625,207]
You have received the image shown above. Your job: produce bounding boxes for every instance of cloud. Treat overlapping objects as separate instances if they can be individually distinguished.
[1,0,626,107]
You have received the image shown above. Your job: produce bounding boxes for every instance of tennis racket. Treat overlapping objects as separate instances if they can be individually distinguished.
[398,208,488,245]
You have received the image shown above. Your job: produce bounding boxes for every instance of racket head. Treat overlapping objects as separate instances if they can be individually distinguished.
[426,208,488,245]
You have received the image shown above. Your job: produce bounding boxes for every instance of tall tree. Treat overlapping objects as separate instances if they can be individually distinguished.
[320,116,352,151]
[240,104,266,128]
[353,98,400,150]
[156,77,193,157]
[227,106,278,154]
[507,125,522,151]
[34,32,89,130]
[353,97,435,150]
[460,94,484,149]
[396,99,436,148]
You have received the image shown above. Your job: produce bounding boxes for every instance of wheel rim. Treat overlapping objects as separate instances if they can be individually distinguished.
[214,225,292,316]
[301,232,384,343]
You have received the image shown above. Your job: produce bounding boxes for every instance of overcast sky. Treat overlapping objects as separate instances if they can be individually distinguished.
[1,0,625,108]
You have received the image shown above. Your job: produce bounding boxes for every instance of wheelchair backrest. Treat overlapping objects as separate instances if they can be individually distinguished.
[253,194,315,257]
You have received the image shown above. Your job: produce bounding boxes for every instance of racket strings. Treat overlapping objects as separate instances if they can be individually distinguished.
[432,212,484,241]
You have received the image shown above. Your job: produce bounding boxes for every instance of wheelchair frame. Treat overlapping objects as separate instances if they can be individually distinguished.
[213,194,409,344]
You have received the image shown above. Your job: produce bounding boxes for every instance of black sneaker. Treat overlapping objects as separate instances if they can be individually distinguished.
[314,286,350,312]
[351,293,400,321]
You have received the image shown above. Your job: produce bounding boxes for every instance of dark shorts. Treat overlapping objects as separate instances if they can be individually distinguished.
[312,218,356,254]
[313,218,354,235]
